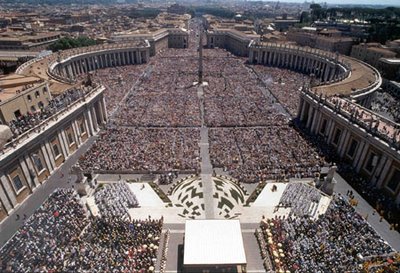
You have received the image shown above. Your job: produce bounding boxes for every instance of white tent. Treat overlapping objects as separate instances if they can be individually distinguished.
[184,219,247,267]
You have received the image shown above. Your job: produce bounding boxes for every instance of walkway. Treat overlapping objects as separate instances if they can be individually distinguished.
[197,82,215,219]
[0,136,97,248]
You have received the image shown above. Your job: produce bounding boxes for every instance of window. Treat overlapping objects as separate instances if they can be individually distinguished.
[332,128,342,145]
[52,143,61,157]
[30,105,36,112]
[38,101,44,109]
[14,110,22,119]
[79,122,85,134]
[35,91,40,98]
[67,132,74,145]
[12,175,24,192]
[320,119,327,135]
[42,87,48,94]
[27,95,32,102]
[32,153,44,172]
[347,139,358,158]
[386,169,400,192]
[365,152,378,173]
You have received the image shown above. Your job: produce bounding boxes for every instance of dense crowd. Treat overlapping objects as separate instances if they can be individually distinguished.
[9,88,86,136]
[113,70,201,127]
[258,194,394,273]
[94,182,139,218]
[209,127,326,183]
[203,56,288,127]
[79,127,200,173]
[253,65,308,116]
[370,90,400,123]
[90,65,147,115]
[0,188,162,273]
[278,183,322,218]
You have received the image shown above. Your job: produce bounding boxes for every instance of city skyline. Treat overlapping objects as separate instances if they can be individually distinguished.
[259,0,400,7]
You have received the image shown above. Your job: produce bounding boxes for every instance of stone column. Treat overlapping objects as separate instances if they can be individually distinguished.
[84,109,95,135]
[376,158,393,188]
[338,130,351,157]
[41,144,55,171]
[19,159,33,192]
[91,107,99,130]
[60,130,70,157]
[0,175,14,213]
[310,110,321,134]
[355,142,370,172]
[0,174,17,209]
[306,106,314,129]
[326,119,336,143]
[72,120,82,146]
[23,155,40,187]
[371,155,388,185]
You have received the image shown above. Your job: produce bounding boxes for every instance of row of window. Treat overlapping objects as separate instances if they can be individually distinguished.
[26,87,48,102]
[319,117,399,193]
[9,120,87,193]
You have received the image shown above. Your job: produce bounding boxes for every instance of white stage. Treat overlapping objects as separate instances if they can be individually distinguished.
[184,219,247,266]
[128,183,164,207]
[252,182,288,207]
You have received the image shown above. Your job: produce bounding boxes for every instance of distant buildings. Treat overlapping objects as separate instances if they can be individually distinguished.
[0,32,61,51]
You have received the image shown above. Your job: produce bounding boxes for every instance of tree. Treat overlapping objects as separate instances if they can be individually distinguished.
[48,36,97,51]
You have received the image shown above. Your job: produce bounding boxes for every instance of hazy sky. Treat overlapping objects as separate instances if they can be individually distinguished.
[277,0,400,6]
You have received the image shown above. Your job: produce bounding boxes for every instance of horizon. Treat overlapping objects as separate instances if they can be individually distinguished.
[254,0,400,7]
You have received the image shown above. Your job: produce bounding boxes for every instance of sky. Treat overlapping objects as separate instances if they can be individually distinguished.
[274,0,400,6]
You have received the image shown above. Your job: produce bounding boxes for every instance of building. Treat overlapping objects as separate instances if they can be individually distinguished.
[0,32,61,51]
[0,85,106,221]
[111,28,188,56]
[298,91,400,203]
[0,75,51,124]
[287,28,354,55]
[377,58,400,81]
[351,43,397,68]
[206,29,259,57]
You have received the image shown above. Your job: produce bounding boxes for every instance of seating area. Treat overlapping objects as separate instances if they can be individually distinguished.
[278,183,322,217]
[0,188,162,273]
[257,194,394,272]
[94,181,139,218]
[78,127,201,173]
[253,65,308,116]
[209,127,326,183]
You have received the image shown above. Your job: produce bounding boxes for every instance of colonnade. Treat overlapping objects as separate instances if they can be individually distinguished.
[54,48,150,81]
[248,45,346,83]
[0,87,107,220]
[298,91,400,203]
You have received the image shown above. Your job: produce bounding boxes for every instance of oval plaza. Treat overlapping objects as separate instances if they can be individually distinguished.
[0,17,399,273]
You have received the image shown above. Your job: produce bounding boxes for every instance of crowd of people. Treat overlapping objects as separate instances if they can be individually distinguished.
[8,88,86,137]
[90,65,147,116]
[209,126,326,183]
[0,188,163,273]
[79,127,200,173]
[253,65,308,116]
[113,70,201,127]
[370,90,400,123]
[258,194,395,272]
[203,55,289,127]
[94,182,139,218]
[278,183,322,218]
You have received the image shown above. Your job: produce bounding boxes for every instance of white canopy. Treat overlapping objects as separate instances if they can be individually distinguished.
[184,219,247,266]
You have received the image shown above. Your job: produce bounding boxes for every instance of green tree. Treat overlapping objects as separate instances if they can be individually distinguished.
[48,36,97,51]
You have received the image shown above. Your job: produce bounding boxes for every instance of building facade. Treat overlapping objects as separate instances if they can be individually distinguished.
[0,85,106,221]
